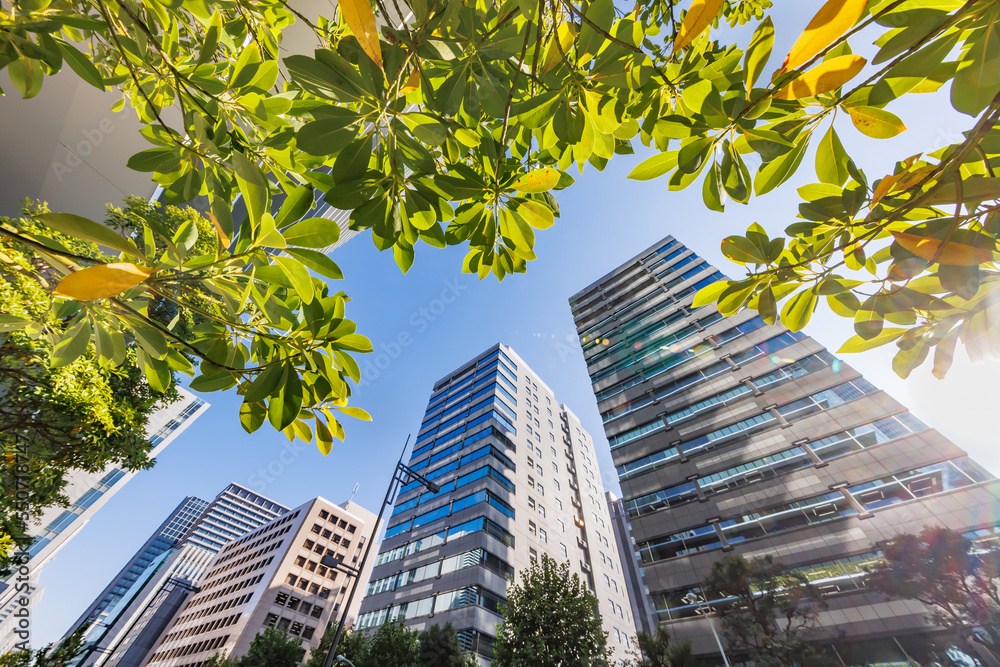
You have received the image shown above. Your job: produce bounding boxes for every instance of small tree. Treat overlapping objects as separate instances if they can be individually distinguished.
[629,627,693,667]
[368,620,420,667]
[418,623,467,667]
[493,554,611,667]
[701,555,837,666]
[0,632,85,667]
[867,526,1000,662]
[235,627,302,667]
[200,654,236,667]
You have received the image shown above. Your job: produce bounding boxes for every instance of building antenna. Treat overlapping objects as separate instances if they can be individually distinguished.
[348,483,359,503]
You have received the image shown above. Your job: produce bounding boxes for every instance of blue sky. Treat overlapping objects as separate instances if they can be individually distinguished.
[29,7,1000,648]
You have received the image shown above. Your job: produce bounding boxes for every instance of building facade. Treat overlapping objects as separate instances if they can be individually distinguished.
[0,389,208,652]
[355,345,637,664]
[605,492,656,638]
[69,484,290,667]
[141,498,377,667]
[65,497,210,645]
[569,236,1000,664]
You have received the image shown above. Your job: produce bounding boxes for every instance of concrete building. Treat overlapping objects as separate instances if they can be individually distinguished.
[605,492,656,638]
[355,345,637,665]
[0,389,208,652]
[141,498,377,667]
[67,484,290,667]
[569,235,1000,664]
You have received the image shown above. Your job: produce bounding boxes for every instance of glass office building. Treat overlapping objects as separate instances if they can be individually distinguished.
[570,236,1000,664]
[66,484,290,667]
[356,345,638,665]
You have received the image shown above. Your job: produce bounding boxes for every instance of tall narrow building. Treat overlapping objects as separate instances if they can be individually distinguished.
[569,236,1000,664]
[355,345,637,665]
[67,484,290,667]
[141,498,377,667]
[0,389,209,652]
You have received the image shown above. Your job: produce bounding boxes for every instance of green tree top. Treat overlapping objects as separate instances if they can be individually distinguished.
[493,554,611,667]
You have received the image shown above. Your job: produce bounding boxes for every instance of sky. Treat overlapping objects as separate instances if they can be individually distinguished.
[27,6,1000,649]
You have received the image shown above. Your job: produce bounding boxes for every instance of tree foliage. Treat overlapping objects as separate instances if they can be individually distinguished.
[0,201,181,570]
[866,526,1000,661]
[306,621,419,667]
[0,631,85,667]
[417,623,467,667]
[701,555,837,666]
[493,554,611,667]
[628,627,693,667]
[1,0,998,459]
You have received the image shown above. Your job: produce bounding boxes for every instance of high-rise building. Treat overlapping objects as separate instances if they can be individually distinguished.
[605,492,655,638]
[355,345,637,665]
[65,497,210,645]
[67,484,290,667]
[569,236,1000,663]
[141,498,377,667]
[0,389,209,652]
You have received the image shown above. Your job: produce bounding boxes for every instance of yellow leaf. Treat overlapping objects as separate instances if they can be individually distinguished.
[54,263,154,301]
[892,164,937,193]
[512,168,561,193]
[207,211,230,246]
[672,0,724,54]
[782,0,867,72]
[340,0,382,71]
[892,232,993,266]
[542,23,575,74]
[775,54,866,100]
[398,67,420,96]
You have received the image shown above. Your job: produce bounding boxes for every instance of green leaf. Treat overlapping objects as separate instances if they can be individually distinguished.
[316,418,334,455]
[131,323,169,359]
[335,405,372,421]
[268,364,303,431]
[627,151,678,181]
[512,169,561,193]
[232,151,269,225]
[721,235,766,264]
[952,18,1000,117]
[244,363,285,403]
[50,316,92,368]
[744,16,774,92]
[514,200,555,229]
[692,278,731,307]
[282,217,341,248]
[55,39,104,90]
[36,212,142,258]
[815,126,850,186]
[274,255,315,304]
[840,329,908,353]
[780,288,817,331]
[8,57,43,99]
[0,314,35,331]
[274,185,315,227]
[297,116,358,155]
[127,148,174,172]
[754,135,809,196]
[284,248,343,280]
[240,401,267,434]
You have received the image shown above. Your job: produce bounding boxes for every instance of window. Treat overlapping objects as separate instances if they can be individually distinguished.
[537,484,544,496]
[311,524,322,534]
[539,528,547,543]
[529,548,538,561]
[319,587,331,599]
[529,521,537,536]
[306,561,317,571]
[310,583,320,594]
[561,543,568,557]
[304,539,315,549]
[536,464,543,476]
[322,529,332,538]
[554,480,561,491]
[550,434,555,442]
[287,597,301,611]
[302,626,316,640]
[558,519,566,532]
[556,499,563,510]
[536,446,543,457]
[287,575,298,585]
[319,510,329,520]
[295,556,307,567]
[528,497,536,509]
[550,447,557,456]
[539,505,546,518]
[528,476,535,489]
[548,420,554,428]
[552,463,558,473]
[275,592,289,605]
[617,603,624,618]
[527,456,534,468]
[604,574,611,586]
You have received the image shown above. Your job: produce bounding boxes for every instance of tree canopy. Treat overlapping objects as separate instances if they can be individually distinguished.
[1,0,998,461]
[866,525,1000,662]
[628,627,693,667]
[701,554,838,666]
[306,620,420,667]
[493,554,611,667]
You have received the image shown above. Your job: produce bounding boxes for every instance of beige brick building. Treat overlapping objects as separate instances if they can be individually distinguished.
[141,498,377,667]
